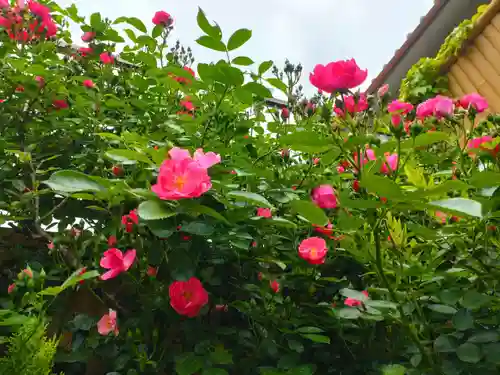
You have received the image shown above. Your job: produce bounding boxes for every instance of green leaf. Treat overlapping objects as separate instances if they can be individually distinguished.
[227,28,252,51]
[434,335,458,352]
[182,222,214,236]
[45,171,106,193]
[209,347,233,364]
[427,304,457,314]
[105,149,153,165]
[289,200,328,226]
[175,353,204,375]
[115,16,147,33]
[202,370,229,375]
[258,60,273,75]
[232,56,254,66]
[484,343,500,364]
[89,12,103,31]
[228,191,272,208]
[360,174,405,200]
[468,331,499,343]
[461,290,490,309]
[381,364,406,375]
[456,342,481,363]
[469,171,500,189]
[243,82,272,98]
[138,201,175,220]
[61,270,100,290]
[340,288,369,302]
[300,334,330,344]
[196,7,221,39]
[337,308,362,320]
[414,180,470,199]
[0,314,30,326]
[429,198,482,218]
[401,131,449,149]
[268,218,297,228]
[266,78,287,94]
[452,309,474,331]
[296,326,324,334]
[279,132,332,153]
[365,300,398,310]
[179,201,230,225]
[146,220,174,238]
[136,51,157,68]
[196,36,226,52]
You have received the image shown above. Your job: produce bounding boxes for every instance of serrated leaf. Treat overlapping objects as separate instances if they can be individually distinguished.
[138,200,175,220]
[360,174,404,200]
[227,28,252,51]
[258,60,273,75]
[105,149,153,165]
[196,7,221,39]
[402,131,449,148]
[427,304,457,314]
[228,191,272,208]
[115,16,147,33]
[182,222,214,236]
[196,36,226,52]
[232,56,254,66]
[429,198,482,218]
[45,171,106,193]
[290,200,328,226]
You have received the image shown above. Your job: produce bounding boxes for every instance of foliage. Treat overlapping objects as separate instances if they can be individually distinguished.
[399,4,489,104]
[0,317,61,375]
[0,1,500,375]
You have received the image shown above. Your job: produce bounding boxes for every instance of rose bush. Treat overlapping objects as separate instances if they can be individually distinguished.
[1,1,500,375]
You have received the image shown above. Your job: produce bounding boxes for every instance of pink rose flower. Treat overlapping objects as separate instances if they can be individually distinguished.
[152,147,221,200]
[388,100,413,115]
[152,11,173,27]
[52,99,68,110]
[7,283,15,294]
[100,52,114,65]
[416,96,454,119]
[298,237,328,265]
[353,148,376,168]
[81,31,96,43]
[83,79,94,89]
[459,93,488,113]
[309,59,368,93]
[169,277,208,317]
[28,1,51,19]
[257,208,272,218]
[121,209,139,233]
[0,0,9,9]
[468,136,499,157]
[35,76,45,88]
[313,158,320,165]
[79,47,93,56]
[269,280,280,293]
[337,94,368,116]
[345,290,369,307]
[281,107,290,120]
[180,100,194,112]
[97,309,119,336]
[380,153,398,174]
[311,184,338,209]
[100,248,136,280]
[377,84,389,98]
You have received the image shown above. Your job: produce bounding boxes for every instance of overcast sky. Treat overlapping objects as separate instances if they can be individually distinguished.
[60,0,434,92]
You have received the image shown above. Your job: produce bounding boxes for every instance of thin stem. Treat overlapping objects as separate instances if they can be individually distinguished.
[200,87,228,147]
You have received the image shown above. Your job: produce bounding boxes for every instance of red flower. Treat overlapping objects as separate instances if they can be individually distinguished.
[35,76,45,88]
[345,290,369,307]
[83,79,94,89]
[121,209,139,233]
[173,66,195,84]
[100,52,114,65]
[251,241,257,247]
[15,85,24,93]
[53,99,68,110]
[79,47,93,56]
[180,100,195,112]
[281,107,290,120]
[147,266,158,277]
[269,280,280,293]
[298,237,328,265]
[22,268,33,278]
[309,59,367,93]
[313,158,320,165]
[28,1,51,19]
[152,11,173,27]
[100,248,136,280]
[47,241,54,250]
[7,283,15,294]
[112,165,123,176]
[169,277,209,317]
[182,235,191,241]
[311,185,338,209]
[353,180,360,192]
[257,208,272,218]
[81,31,96,42]
[107,236,117,247]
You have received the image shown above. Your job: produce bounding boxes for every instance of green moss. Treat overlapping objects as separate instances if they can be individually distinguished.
[399,4,489,104]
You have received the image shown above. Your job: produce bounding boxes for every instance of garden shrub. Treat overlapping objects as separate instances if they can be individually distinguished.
[1,1,500,375]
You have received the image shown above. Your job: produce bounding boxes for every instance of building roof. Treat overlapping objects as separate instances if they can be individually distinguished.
[366,0,489,95]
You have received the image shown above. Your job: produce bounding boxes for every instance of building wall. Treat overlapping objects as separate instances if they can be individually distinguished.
[448,11,500,113]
